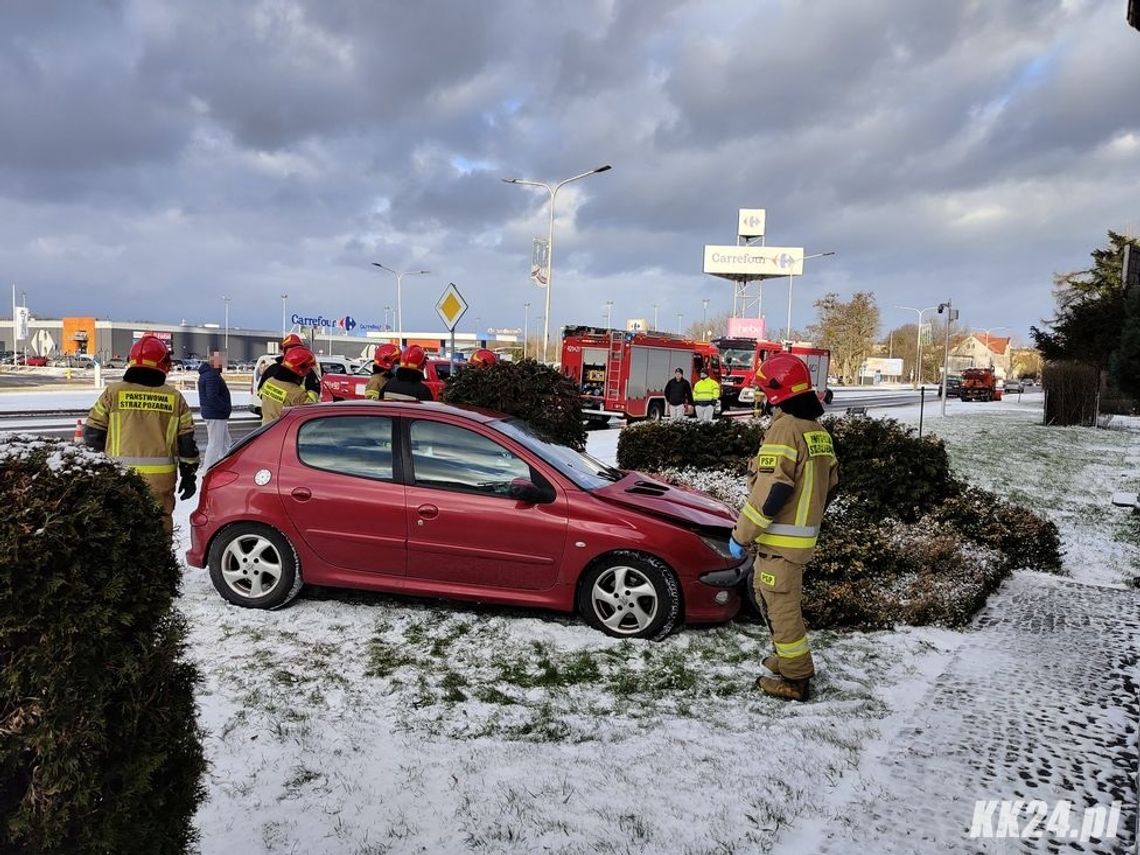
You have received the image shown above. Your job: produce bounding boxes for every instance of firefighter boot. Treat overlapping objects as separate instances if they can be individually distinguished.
[756,674,811,702]
[761,655,781,674]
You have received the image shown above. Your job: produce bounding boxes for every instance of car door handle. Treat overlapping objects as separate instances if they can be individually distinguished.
[291,487,312,501]
[416,504,439,519]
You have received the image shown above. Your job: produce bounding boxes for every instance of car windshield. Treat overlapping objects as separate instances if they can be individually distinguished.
[720,348,755,370]
[492,418,623,490]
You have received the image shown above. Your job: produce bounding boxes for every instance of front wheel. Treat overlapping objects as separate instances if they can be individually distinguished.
[208,523,303,609]
[577,553,680,640]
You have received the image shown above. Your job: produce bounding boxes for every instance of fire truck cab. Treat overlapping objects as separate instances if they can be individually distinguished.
[712,337,834,409]
[561,326,720,422]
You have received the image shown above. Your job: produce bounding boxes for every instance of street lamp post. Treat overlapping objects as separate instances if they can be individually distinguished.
[785,251,836,341]
[280,293,288,336]
[222,296,231,353]
[702,298,710,338]
[676,312,683,334]
[652,304,659,330]
[896,304,939,388]
[372,263,430,338]
[523,302,531,360]
[502,164,612,363]
[604,300,614,329]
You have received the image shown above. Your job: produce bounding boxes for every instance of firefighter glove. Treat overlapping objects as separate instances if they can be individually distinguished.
[178,473,197,501]
[728,537,746,559]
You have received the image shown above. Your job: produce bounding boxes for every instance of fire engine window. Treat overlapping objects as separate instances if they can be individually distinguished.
[297,416,395,481]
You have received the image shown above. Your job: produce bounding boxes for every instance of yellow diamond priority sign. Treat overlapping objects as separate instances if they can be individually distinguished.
[435,282,468,330]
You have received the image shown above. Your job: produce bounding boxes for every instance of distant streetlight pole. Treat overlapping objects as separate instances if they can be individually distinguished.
[978,325,1008,368]
[896,304,938,388]
[701,298,710,339]
[523,302,531,359]
[280,293,288,336]
[372,263,430,336]
[652,303,659,330]
[785,251,836,341]
[502,164,612,363]
[676,312,683,334]
[937,299,958,417]
[604,300,614,329]
[222,296,231,353]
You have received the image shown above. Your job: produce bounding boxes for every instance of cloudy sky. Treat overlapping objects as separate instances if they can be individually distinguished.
[2,0,1138,343]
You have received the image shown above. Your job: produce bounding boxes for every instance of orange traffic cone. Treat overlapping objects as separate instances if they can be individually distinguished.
[73,419,84,443]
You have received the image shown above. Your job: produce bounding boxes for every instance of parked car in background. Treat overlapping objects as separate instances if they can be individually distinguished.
[1003,379,1025,394]
[319,358,454,402]
[937,376,963,398]
[187,401,745,638]
[17,355,49,367]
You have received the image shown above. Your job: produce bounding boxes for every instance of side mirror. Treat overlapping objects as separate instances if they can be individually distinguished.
[509,477,554,504]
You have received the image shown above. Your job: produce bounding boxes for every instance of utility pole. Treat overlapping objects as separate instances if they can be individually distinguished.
[938,299,958,416]
[652,304,659,330]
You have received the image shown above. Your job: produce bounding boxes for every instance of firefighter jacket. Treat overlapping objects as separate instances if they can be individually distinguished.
[364,370,391,400]
[258,357,320,402]
[381,368,433,402]
[260,376,311,423]
[731,409,839,564]
[85,378,198,488]
[693,376,721,405]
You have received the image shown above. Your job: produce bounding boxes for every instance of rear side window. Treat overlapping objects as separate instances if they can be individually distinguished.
[297,416,395,481]
[409,419,532,497]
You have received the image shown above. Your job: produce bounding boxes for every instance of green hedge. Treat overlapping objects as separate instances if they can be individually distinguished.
[1,436,205,854]
[442,359,587,451]
[616,420,766,475]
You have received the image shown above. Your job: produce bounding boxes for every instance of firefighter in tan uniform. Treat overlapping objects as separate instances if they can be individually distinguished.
[364,343,400,400]
[259,346,317,423]
[729,353,839,702]
[84,334,199,539]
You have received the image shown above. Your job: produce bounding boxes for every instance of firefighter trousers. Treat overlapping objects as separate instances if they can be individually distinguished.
[753,552,814,680]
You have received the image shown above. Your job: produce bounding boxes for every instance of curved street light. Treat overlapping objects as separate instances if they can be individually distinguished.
[502,164,612,362]
[372,263,430,337]
[785,251,836,341]
[897,304,939,388]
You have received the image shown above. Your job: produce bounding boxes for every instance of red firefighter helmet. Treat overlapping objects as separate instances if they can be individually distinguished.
[373,343,400,371]
[754,353,813,406]
[128,334,172,373]
[399,344,427,371]
[469,349,498,367]
[281,333,305,351]
[281,346,316,377]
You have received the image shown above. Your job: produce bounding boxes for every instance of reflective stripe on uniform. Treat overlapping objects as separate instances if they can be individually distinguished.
[766,523,819,538]
[113,455,177,475]
[795,460,814,525]
[741,501,772,528]
[756,530,818,549]
[757,443,798,462]
[775,635,811,658]
[364,390,379,399]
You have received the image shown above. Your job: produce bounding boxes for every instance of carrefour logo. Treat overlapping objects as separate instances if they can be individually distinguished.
[744,215,763,229]
[777,252,796,270]
[291,313,356,331]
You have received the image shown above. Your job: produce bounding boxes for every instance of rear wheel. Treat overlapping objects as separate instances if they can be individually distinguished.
[646,400,665,422]
[577,553,680,640]
[208,523,303,609]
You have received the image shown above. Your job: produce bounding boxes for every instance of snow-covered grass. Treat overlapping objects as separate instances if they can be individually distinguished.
[6,391,1137,851]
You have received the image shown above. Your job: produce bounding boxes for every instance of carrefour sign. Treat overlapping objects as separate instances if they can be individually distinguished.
[703,245,804,278]
[292,313,356,332]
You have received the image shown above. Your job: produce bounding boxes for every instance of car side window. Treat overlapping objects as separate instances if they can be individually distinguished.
[409,420,532,497]
[297,416,395,481]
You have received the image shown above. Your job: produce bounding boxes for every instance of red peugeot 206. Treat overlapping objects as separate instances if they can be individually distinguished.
[185,401,748,639]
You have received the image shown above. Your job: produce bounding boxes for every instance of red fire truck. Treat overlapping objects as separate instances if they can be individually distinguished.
[561,326,721,423]
[712,336,834,409]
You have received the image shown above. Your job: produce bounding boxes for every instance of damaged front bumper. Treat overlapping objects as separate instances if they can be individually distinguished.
[698,555,752,588]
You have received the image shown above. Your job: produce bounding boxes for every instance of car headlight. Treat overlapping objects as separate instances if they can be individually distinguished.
[699,534,736,560]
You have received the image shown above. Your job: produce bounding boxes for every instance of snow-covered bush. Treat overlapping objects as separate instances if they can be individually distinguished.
[0,435,204,855]
[617,419,766,474]
[631,417,1064,629]
[442,358,587,450]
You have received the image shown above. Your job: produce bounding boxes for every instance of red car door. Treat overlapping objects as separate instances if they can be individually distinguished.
[403,417,569,591]
[276,413,407,576]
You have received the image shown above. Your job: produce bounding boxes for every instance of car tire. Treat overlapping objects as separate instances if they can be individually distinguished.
[646,400,664,422]
[208,523,303,610]
[577,552,680,640]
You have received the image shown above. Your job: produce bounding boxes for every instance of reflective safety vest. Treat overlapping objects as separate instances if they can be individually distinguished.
[260,377,311,424]
[86,381,197,481]
[731,410,839,564]
[693,376,721,405]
